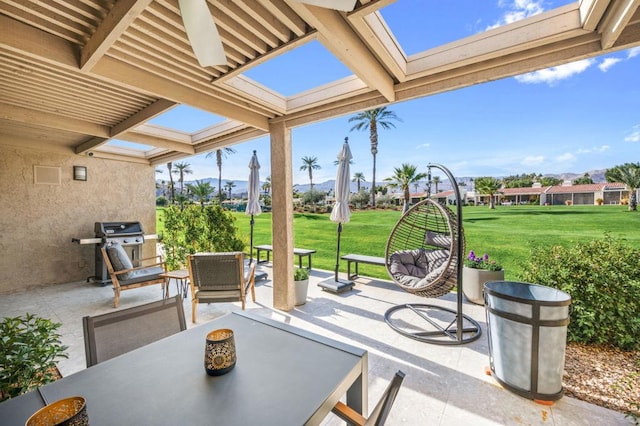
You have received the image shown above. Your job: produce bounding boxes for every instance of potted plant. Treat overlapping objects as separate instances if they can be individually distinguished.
[462,250,504,305]
[293,267,310,306]
[0,314,68,401]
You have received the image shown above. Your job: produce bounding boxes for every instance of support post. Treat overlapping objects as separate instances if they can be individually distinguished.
[269,121,295,311]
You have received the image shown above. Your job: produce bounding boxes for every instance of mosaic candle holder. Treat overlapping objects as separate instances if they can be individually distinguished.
[204,328,236,376]
[26,396,88,426]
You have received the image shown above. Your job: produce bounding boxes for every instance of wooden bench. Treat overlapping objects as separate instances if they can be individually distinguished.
[341,254,386,280]
[254,245,316,270]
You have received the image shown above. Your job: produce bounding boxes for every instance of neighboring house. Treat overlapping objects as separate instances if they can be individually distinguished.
[498,183,551,205]
[430,188,469,205]
[465,181,631,206]
[545,182,628,205]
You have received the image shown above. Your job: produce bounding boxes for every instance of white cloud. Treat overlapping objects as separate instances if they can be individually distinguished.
[556,153,576,163]
[514,59,594,85]
[628,47,640,59]
[416,143,431,149]
[625,126,640,142]
[599,57,621,72]
[596,46,640,72]
[577,145,611,154]
[488,0,545,29]
[521,155,544,166]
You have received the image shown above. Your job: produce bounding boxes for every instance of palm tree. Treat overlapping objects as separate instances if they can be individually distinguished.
[349,107,402,207]
[352,172,366,192]
[432,176,441,194]
[300,156,321,190]
[187,180,215,209]
[174,193,189,211]
[261,176,271,196]
[606,162,640,211]
[573,173,594,185]
[166,162,175,204]
[172,161,192,195]
[224,180,236,200]
[206,147,236,204]
[474,177,503,209]
[384,163,427,213]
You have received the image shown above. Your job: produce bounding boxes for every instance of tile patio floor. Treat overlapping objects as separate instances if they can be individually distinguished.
[0,266,631,425]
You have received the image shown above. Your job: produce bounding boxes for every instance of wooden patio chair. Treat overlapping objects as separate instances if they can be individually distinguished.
[82,295,186,367]
[332,370,406,426]
[101,242,166,308]
[187,252,256,323]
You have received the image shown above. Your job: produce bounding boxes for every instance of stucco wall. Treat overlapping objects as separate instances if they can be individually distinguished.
[0,145,157,293]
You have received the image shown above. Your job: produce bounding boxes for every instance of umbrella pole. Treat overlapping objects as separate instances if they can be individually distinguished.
[334,223,342,281]
[249,215,255,264]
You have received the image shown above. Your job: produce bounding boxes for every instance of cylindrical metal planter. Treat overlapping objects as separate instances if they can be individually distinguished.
[484,281,571,401]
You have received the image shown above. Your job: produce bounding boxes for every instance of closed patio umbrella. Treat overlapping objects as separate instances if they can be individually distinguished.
[246,151,262,265]
[318,137,354,293]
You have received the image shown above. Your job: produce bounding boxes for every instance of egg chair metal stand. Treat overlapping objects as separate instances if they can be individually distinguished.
[384,163,481,345]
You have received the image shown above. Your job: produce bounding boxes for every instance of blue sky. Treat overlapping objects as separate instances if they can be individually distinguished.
[148,0,640,186]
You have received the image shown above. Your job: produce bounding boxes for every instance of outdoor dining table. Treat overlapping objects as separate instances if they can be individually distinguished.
[0,311,368,425]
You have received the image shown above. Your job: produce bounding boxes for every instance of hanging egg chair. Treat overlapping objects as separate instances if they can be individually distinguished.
[383,164,481,345]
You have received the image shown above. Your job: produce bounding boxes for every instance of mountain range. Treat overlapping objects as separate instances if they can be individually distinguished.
[157,169,609,197]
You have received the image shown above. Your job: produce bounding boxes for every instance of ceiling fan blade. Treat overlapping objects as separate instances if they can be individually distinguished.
[296,0,358,12]
[178,0,226,67]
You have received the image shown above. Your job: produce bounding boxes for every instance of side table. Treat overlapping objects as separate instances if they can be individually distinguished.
[160,269,190,300]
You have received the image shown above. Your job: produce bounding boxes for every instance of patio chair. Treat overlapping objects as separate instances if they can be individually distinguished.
[332,370,405,426]
[101,242,166,308]
[187,252,256,323]
[385,200,459,299]
[82,295,186,367]
[383,164,481,345]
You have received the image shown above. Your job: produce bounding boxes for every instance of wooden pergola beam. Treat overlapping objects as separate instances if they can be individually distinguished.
[286,1,396,102]
[80,0,153,71]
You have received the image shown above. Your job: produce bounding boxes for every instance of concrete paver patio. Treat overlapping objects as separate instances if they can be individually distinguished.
[0,266,631,425]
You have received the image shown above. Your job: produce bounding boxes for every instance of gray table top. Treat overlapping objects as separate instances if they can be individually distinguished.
[0,311,367,426]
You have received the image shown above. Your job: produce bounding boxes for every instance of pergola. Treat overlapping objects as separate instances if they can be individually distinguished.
[1,0,639,310]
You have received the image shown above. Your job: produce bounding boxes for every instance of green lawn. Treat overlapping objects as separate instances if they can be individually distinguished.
[157,205,640,280]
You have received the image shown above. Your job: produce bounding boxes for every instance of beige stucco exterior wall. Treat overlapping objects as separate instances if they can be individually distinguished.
[0,145,157,293]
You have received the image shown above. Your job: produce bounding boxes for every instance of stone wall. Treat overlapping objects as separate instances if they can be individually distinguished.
[0,145,157,293]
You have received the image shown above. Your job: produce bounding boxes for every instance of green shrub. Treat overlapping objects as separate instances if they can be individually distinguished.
[350,190,370,209]
[162,205,245,270]
[0,314,68,401]
[293,267,309,281]
[519,236,640,350]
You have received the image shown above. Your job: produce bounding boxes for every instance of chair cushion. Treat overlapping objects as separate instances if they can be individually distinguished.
[106,243,134,278]
[389,248,450,288]
[195,289,242,303]
[424,231,452,249]
[118,266,164,286]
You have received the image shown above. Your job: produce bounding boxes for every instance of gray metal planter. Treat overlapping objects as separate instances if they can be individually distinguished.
[484,281,571,401]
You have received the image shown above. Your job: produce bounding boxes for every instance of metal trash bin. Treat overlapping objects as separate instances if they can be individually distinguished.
[484,281,571,401]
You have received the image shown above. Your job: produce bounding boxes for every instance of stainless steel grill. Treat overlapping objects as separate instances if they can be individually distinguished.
[73,221,154,285]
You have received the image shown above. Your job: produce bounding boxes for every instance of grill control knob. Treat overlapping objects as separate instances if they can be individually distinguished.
[123,239,128,244]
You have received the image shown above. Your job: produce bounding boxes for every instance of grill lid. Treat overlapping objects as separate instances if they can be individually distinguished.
[94,221,144,237]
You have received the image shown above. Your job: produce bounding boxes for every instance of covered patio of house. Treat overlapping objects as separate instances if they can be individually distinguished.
[2,0,640,311]
[0,268,630,425]
[1,3,638,422]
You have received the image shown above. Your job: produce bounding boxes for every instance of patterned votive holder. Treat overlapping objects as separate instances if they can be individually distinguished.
[204,328,236,376]
[26,396,88,426]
